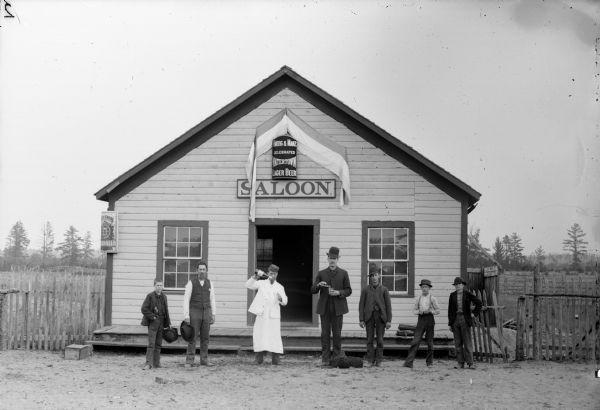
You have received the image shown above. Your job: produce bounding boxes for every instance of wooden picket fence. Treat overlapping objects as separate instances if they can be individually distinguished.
[515,269,600,361]
[0,270,105,351]
[468,287,509,363]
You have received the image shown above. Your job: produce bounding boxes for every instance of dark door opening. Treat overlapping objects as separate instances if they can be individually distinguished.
[256,225,313,324]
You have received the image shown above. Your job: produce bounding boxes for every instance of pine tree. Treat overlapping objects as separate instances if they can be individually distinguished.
[41,221,55,265]
[56,226,82,266]
[509,232,525,267]
[492,237,504,267]
[501,235,512,268]
[533,246,545,265]
[4,221,30,258]
[82,231,94,261]
[562,223,588,265]
[467,227,491,267]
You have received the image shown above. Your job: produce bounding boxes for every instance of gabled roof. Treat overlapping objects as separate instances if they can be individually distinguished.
[95,66,481,210]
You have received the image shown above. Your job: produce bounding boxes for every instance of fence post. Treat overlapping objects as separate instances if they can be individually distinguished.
[532,265,540,360]
[24,288,29,350]
[516,296,526,360]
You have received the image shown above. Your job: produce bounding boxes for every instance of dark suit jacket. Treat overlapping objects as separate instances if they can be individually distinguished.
[358,284,392,324]
[448,290,482,327]
[311,267,352,316]
[141,291,171,327]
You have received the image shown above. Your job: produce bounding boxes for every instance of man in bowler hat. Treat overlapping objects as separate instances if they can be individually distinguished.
[403,278,441,368]
[448,276,482,369]
[358,263,392,367]
[311,246,352,366]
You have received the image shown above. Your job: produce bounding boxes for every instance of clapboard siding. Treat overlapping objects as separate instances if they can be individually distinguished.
[110,87,463,332]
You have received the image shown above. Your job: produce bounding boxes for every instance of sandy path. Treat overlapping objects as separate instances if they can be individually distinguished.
[0,350,598,409]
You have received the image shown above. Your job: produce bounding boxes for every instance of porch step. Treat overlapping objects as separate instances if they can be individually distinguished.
[90,325,454,354]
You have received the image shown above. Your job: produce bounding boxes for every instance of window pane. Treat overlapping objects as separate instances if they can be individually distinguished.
[382,229,394,244]
[395,228,408,245]
[381,275,393,289]
[177,227,190,242]
[165,227,177,242]
[190,227,202,242]
[395,245,407,260]
[177,259,190,273]
[395,276,408,292]
[164,273,176,288]
[368,228,381,244]
[177,244,189,258]
[382,245,394,259]
[164,260,176,273]
[164,243,176,257]
[190,242,202,257]
[369,245,381,260]
[395,261,408,274]
[177,273,189,288]
[381,262,394,276]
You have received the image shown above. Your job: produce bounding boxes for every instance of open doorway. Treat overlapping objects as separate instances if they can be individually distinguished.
[255,224,314,325]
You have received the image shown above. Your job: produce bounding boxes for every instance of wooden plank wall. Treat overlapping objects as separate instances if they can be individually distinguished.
[112,88,462,330]
[0,271,105,351]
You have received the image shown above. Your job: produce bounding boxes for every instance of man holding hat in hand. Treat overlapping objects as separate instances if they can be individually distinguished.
[403,278,440,368]
[311,246,352,366]
[359,263,392,367]
[448,276,482,369]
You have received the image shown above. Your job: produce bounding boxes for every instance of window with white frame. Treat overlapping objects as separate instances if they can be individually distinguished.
[363,221,414,296]
[157,221,208,290]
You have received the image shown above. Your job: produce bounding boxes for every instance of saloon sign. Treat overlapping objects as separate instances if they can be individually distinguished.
[237,179,336,199]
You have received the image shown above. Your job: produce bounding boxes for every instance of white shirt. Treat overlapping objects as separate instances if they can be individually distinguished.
[412,293,440,315]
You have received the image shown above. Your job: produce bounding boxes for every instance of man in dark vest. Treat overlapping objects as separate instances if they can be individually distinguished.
[311,246,352,366]
[448,276,482,369]
[183,260,216,367]
[141,279,171,370]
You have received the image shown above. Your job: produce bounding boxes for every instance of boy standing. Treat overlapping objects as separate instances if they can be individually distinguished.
[448,276,482,370]
[358,264,392,367]
[403,279,440,368]
[141,279,171,370]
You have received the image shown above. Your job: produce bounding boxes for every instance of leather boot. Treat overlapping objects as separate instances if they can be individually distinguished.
[255,351,264,364]
[271,353,280,365]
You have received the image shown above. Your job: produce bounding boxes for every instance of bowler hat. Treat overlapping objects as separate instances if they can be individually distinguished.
[267,264,279,273]
[368,263,380,276]
[180,321,195,342]
[327,247,340,257]
[162,327,178,343]
[452,277,466,286]
[419,279,432,288]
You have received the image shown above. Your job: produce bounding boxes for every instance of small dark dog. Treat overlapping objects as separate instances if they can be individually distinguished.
[329,355,363,368]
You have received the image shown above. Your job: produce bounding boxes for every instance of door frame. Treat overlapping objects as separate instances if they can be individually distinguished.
[247,218,320,326]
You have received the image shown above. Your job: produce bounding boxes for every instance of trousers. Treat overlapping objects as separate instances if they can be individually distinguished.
[365,309,385,363]
[146,316,164,367]
[404,314,435,365]
[452,313,473,365]
[186,306,211,363]
[320,301,343,362]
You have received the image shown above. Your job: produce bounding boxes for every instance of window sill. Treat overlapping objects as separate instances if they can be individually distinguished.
[163,289,185,296]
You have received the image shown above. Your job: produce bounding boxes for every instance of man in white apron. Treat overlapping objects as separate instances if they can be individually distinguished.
[246,264,288,365]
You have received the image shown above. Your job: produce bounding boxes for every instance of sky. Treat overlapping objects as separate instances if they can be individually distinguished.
[1,0,599,255]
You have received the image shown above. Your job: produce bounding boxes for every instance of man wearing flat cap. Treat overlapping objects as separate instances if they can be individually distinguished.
[448,276,482,369]
[358,263,392,367]
[403,278,440,368]
[311,246,352,366]
[246,264,288,365]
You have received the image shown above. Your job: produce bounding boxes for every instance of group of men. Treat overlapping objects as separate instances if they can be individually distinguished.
[141,246,483,370]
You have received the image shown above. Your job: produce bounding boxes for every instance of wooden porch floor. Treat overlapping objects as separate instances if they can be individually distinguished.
[89,325,454,355]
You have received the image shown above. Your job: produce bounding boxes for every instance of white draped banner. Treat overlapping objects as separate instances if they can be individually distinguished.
[245,108,351,221]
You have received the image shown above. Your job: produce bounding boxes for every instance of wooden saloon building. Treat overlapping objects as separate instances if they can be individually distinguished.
[95,66,480,341]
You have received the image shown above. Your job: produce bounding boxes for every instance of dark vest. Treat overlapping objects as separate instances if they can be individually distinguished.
[190,278,211,309]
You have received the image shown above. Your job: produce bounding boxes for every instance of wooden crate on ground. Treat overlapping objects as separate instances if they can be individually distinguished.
[64,344,92,360]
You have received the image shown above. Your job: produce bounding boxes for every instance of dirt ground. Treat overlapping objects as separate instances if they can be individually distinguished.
[0,349,599,410]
